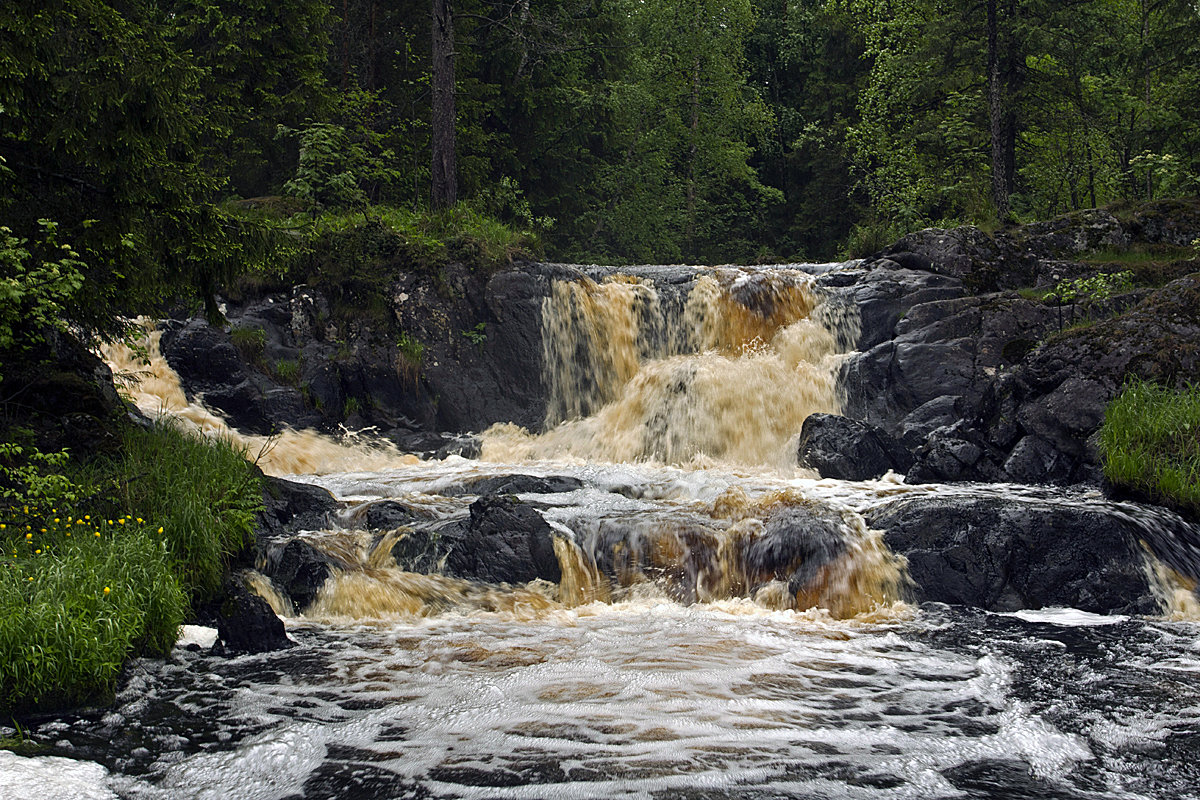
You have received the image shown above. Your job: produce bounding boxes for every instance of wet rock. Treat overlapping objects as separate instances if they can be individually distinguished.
[905,421,1005,484]
[443,495,562,585]
[866,494,1157,614]
[389,521,463,574]
[159,318,313,434]
[258,475,338,540]
[262,538,337,611]
[214,574,294,654]
[838,265,967,350]
[363,500,424,530]
[798,413,912,480]
[743,505,849,597]
[444,474,585,497]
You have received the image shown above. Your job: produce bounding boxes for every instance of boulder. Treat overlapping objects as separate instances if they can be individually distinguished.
[257,475,338,540]
[743,505,849,597]
[214,574,294,654]
[798,413,913,480]
[443,474,585,497]
[261,538,337,611]
[443,495,562,584]
[865,493,1158,614]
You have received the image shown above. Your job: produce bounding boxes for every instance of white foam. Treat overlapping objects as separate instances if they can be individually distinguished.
[1005,608,1129,627]
[0,751,118,800]
[176,624,219,649]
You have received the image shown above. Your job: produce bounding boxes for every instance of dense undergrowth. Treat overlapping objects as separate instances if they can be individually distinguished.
[1101,378,1200,517]
[0,421,261,714]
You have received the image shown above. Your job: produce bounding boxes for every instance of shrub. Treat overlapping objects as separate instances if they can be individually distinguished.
[1100,378,1200,516]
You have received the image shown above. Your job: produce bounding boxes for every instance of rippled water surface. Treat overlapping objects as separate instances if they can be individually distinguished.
[9,598,1200,800]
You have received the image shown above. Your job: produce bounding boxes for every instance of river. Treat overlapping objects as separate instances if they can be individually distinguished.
[5,264,1200,799]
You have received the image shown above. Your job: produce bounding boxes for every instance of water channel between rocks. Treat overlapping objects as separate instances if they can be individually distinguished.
[10,263,1200,799]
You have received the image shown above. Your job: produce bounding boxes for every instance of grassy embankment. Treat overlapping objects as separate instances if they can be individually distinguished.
[0,422,260,715]
[1100,378,1200,517]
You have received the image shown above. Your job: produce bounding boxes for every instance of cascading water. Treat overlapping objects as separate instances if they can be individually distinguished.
[484,268,850,469]
[10,265,1200,800]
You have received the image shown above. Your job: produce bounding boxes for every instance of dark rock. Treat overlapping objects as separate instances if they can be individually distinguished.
[844,266,967,350]
[262,538,337,611]
[258,475,338,540]
[444,474,585,497]
[363,500,424,530]
[1,330,125,455]
[214,574,294,654]
[897,396,967,448]
[866,493,1157,614]
[743,505,849,597]
[906,421,1005,484]
[798,413,913,480]
[443,495,562,584]
[876,227,1040,292]
[159,318,314,434]
[1019,208,1128,257]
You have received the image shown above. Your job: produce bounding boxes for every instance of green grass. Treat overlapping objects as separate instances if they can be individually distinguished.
[273,358,300,385]
[1100,378,1200,516]
[0,421,262,714]
[91,422,262,604]
[230,325,267,364]
[0,521,186,713]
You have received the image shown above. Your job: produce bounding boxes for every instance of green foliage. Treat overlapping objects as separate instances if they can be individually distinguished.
[0,444,78,508]
[461,322,487,349]
[343,396,361,418]
[1046,271,1135,304]
[397,331,425,371]
[1100,378,1200,517]
[230,325,267,364]
[86,421,262,604]
[0,221,85,352]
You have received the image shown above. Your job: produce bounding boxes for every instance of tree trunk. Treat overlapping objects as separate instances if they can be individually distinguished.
[987,0,1011,221]
[431,0,457,209]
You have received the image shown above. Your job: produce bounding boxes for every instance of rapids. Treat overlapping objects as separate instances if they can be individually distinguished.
[9,263,1200,799]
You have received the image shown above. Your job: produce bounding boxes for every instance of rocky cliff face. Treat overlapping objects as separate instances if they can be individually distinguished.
[160,262,582,452]
[811,200,1200,488]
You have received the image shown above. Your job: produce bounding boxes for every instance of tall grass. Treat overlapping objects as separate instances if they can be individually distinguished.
[1100,378,1200,516]
[91,421,262,604]
[0,525,186,712]
[1,421,262,713]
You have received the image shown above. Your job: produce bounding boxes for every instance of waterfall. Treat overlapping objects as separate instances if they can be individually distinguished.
[483,267,858,470]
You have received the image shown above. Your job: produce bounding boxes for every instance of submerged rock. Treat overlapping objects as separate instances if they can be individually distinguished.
[443,474,585,497]
[214,574,294,654]
[866,494,1158,614]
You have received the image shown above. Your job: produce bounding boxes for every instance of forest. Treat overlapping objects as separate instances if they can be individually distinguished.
[3,0,1200,347]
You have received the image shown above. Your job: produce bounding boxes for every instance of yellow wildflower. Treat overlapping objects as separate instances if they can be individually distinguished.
[103,587,110,595]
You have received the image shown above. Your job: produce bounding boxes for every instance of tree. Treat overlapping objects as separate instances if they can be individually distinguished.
[431,0,458,208]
